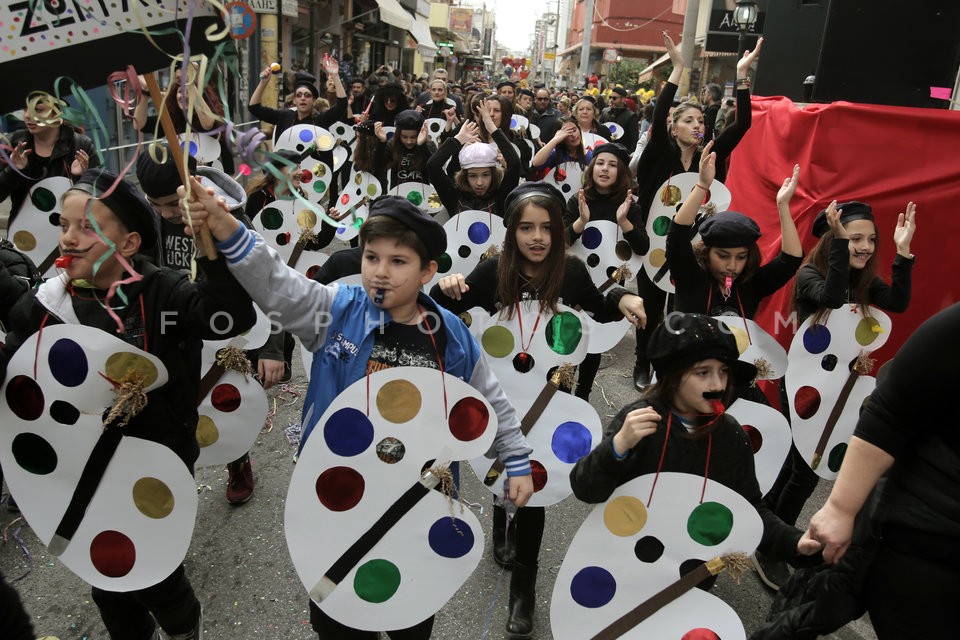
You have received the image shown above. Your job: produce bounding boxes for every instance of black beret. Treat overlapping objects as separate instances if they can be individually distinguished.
[136,150,197,199]
[699,211,761,248]
[591,141,631,166]
[649,313,757,385]
[394,109,425,131]
[518,88,535,99]
[293,78,319,99]
[611,86,628,97]
[496,81,516,90]
[503,182,565,226]
[69,169,159,254]
[366,196,446,260]
[811,201,874,238]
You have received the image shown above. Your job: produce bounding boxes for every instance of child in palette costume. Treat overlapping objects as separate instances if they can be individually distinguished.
[0,169,256,640]
[570,313,822,568]
[181,189,535,638]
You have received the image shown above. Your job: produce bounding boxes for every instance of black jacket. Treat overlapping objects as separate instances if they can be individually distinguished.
[249,97,348,138]
[564,191,650,257]
[599,105,640,154]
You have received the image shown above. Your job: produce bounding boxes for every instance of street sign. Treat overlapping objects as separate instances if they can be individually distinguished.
[603,48,619,62]
[248,0,276,13]
[227,1,257,40]
[282,0,298,17]
[544,52,556,60]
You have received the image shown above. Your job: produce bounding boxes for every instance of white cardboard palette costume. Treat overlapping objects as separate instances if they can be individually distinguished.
[570,219,646,288]
[388,182,444,218]
[424,117,446,143]
[604,122,625,141]
[329,121,357,145]
[643,173,732,295]
[297,158,334,205]
[551,472,762,639]
[581,131,608,157]
[786,305,892,480]
[273,123,337,154]
[8,176,72,278]
[0,325,198,591]
[333,170,384,243]
[177,132,220,164]
[251,198,329,277]
[542,161,584,200]
[725,399,792,494]
[426,209,506,289]
[713,315,788,381]
[285,367,496,630]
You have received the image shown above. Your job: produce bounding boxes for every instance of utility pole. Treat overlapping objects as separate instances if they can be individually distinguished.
[577,0,594,87]
[678,0,700,97]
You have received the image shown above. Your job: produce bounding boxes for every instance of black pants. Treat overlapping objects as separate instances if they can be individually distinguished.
[0,570,34,640]
[635,270,669,365]
[91,564,200,640]
[575,353,601,400]
[309,602,435,639]
[764,380,820,526]
[513,505,546,566]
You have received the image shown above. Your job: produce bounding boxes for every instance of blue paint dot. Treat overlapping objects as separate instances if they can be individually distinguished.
[188,141,198,156]
[427,517,475,558]
[802,324,831,354]
[551,422,592,463]
[298,129,314,143]
[323,407,374,457]
[511,116,519,128]
[48,339,88,387]
[581,226,603,250]
[467,222,491,245]
[570,566,616,608]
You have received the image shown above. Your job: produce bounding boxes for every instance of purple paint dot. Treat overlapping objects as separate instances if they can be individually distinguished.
[570,566,616,608]
[48,338,88,387]
[802,324,831,354]
[323,407,374,457]
[581,226,603,250]
[467,222,491,245]
[427,517,475,558]
[551,422,592,463]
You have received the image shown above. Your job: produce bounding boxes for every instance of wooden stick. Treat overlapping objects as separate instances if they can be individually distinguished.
[812,367,860,470]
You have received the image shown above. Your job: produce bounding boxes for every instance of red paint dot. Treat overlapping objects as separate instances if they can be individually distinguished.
[340,193,350,205]
[89,530,136,577]
[530,459,548,492]
[315,466,365,511]
[681,629,721,640]
[448,397,488,441]
[6,375,44,421]
[211,383,241,412]
[794,386,821,420]
[741,424,763,453]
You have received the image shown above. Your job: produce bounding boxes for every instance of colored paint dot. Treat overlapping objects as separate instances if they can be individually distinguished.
[821,354,838,371]
[407,191,423,206]
[276,232,290,245]
[660,184,681,206]
[104,353,159,387]
[367,184,379,197]
[11,432,57,474]
[376,379,421,423]
[570,566,616,608]
[12,230,36,252]
[448,397,489,441]
[551,422,592,463]
[186,141,198,156]
[530,459,548,491]
[428,517,475,558]
[681,629,721,640]
[48,338,88,386]
[315,164,327,177]
[317,134,333,149]
[375,437,405,463]
[802,324,830,354]
[855,317,882,346]
[481,325,515,358]
[741,424,763,453]
[727,325,749,354]
[340,193,350,205]
[581,226,602,250]
[634,536,665,562]
[353,559,400,603]
[458,245,471,259]
[323,407,374,457]
[48,212,59,226]
[680,557,718,590]
[301,171,313,184]
[603,495,648,537]
[50,400,80,425]
[211,384,241,412]
[511,116,518,127]
[687,501,733,546]
[614,240,632,261]
[30,186,57,212]
[132,477,174,518]
[296,208,318,230]
[298,129,313,143]
[828,442,847,472]
[313,181,327,194]
[652,215,672,236]
[315,466,365,511]
[586,253,600,268]
[648,247,666,268]
[90,530,136,577]
[436,253,453,273]
[793,385,821,420]
[196,415,219,447]
[512,351,535,372]
[260,207,284,230]
[7,375,44,420]
[467,222,490,244]
[545,311,582,355]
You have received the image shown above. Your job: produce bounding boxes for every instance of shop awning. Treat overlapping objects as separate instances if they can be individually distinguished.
[638,51,671,83]
[409,14,437,52]
[375,0,413,31]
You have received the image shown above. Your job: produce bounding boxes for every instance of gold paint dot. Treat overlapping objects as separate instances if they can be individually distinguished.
[132,477,175,519]
[296,208,318,229]
[376,380,421,423]
[196,415,219,447]
[317,134,334,150]
[648,248,666,268]
[354,173,364,185]
[660,184,681,206]
[481,325,515,358]
[12,230,36,252]
[855,317,882,346]
[728,325,749,354]
[603,495,648,537]
[104,353,159,387]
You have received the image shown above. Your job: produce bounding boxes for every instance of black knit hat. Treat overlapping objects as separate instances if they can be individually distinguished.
[591,142,631,166]
[699,211,761,248]
[294,71,319,99]
[518,88,535,99]
[503,182,565,226]
[394,109,425,132]
[812,201,874,238]
[649,313,757,385]
[69,169,159,253]
[496,81,516,90]
[136,150,197,199]
[611,86,628,97]
[366,196,446,260]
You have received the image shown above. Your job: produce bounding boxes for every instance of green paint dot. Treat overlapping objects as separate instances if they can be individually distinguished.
[687,501,733,546]
[261,207,284,230]
[481,325,515,358]
[353,559,401,603]
[436,253,453,273]
[31,187,57,212]
[828,442,847,472]
[353,217,364,229]
[11,433,58,475]
[652,215,672,236]
[545,311,583,355]
[855,317,882,346]
[313,181,327,194]
[367,184,379,197]
[407,191,423,206]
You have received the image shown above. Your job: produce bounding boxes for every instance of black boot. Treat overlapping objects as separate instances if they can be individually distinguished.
[633,359,651,391]
[492,505,515,569]
[505,562,538,639]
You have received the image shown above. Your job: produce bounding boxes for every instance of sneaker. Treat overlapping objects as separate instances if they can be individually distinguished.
[751,551,790,591]
[226,454,254,505]
[167,608,202,640]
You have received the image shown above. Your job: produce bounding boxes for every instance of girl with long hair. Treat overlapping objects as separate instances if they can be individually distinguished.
[372,109,436,189]
[529,116,589,180]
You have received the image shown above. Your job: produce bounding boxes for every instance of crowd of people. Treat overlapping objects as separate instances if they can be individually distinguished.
[0,27,945,640]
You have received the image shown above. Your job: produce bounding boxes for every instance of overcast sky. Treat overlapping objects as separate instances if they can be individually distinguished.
[490,0,542,52]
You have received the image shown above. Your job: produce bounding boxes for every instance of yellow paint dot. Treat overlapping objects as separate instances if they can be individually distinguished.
[104,353,159,387]
[728,325,749,354]
[354,173,364,185]
[196,415,219,447]
[481,325,515,358]
[855,317,882,346]
[376,379,421,423]
[296,208,318,229]
[317,134,334,150]
[12,230,36,252]
[132,477,175,519]
[648,248,666,268]
[603,495,648,537]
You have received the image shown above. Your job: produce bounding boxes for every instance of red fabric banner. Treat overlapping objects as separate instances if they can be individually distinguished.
[726,95,960,365]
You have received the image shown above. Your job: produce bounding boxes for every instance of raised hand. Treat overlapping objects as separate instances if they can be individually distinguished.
[322,54,339,74]
[418,123,428,146]
[455,120,481,145]
[615,188,634,226]
[374,122,387,143]
[664,31,682,69]
[824,201,847,239]
[737,36,764,78]
[894,201,917,256]
[613,406,662,454]
[70,149,89,176]
[577,189,591,226]
[776,163,801,208]
[9,141,31,170]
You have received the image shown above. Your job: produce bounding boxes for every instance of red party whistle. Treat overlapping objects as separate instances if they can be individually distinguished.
[55,255,74,268]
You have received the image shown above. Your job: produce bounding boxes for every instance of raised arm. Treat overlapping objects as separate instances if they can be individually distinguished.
[775,164,803,258]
